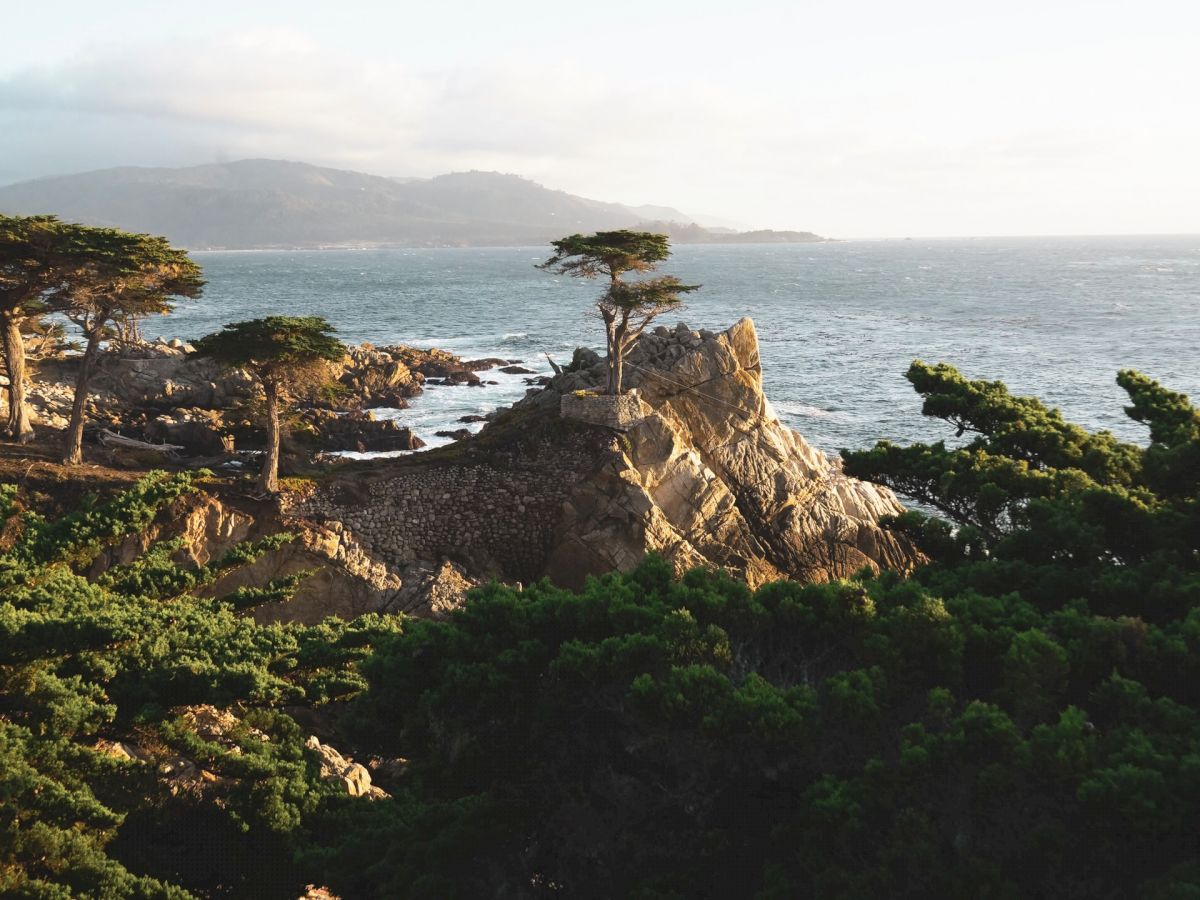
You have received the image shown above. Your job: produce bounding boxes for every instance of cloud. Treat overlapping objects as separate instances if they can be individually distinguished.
[0,24,1196,236]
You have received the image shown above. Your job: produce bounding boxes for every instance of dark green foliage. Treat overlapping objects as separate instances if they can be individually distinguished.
[537,230,674,280]
[193,317,346,492]
[0,214,204,451]
[333,366,1200,898]
[192,316,345,373]
[0,472,402,897]
[5,362,1199,898]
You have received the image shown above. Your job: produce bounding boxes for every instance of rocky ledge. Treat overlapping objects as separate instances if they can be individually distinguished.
[280,317,919,612]
[23,339,504,458]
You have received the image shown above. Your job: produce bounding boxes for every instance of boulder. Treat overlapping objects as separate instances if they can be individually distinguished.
[463,357,509,371]
[144,408,231,455]
[389,559,479,618]
[305,736,388,799]
[305,409,425,452]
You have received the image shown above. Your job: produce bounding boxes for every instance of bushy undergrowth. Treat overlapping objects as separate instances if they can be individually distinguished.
[0,472,401,898]
[3,362,1199,898]
[338,365,1200,898]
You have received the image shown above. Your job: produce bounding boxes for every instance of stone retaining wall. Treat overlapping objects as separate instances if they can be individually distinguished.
[289,442,603,583]
[560,390,644,430]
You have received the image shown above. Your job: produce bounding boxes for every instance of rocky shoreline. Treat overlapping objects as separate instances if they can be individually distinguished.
[8,317,921,625]
[21,337,541,463]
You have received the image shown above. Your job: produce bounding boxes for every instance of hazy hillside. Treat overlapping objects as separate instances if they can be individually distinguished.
[0,160,827,249]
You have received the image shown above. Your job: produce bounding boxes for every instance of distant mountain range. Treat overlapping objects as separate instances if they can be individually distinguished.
[0,159,828,249]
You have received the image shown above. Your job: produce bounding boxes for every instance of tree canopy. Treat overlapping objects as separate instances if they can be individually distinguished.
[194,317,345,492]
[192,316,345,376]
[537,230,674,283]
[57,230,203,465]
[0,471,402,897]
[336,364,1200,898]
[538,230,699,394]
[0,215,203,447]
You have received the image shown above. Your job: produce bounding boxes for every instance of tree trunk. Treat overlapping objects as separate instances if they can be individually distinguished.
[258,377,281,494]
[62,330,101,465]
[611,317,631,395]
[605,318,619,395]
[1,311,34,444]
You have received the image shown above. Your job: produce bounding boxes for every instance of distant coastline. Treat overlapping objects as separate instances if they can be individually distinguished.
[0,158,830,250]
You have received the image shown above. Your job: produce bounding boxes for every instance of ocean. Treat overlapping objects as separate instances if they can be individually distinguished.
[149,236,1200,455]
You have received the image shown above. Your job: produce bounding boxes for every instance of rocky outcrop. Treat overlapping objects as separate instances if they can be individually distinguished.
[24,339,486,456]
[539,318,917,586]
[291,318,919,592]
[91,492,408,625]
[77,319,915,620]
[303,409,424,453]
[305,736,388,799]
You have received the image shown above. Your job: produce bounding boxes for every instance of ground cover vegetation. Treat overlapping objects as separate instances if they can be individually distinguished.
[334,365,1200,898]
[0,285,1196,893]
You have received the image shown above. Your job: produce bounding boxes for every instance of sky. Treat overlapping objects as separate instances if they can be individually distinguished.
[1,0,1197,237]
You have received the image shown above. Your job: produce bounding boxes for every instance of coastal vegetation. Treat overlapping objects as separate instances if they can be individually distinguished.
[0,214,203,459]
[538,230,700,394]
[0,357,1196,897]
[58,234,203,465]
[0,210,1196,898]
[193,317,346,493]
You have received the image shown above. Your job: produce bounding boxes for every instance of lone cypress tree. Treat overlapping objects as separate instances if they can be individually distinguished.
[539,230,699,394]
[194,316,344,493]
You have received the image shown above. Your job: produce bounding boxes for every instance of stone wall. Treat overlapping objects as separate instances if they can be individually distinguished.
[560,390,644,430]
[289,440,606,583]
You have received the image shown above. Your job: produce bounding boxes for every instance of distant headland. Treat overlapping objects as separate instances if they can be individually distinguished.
[0,159,830,250]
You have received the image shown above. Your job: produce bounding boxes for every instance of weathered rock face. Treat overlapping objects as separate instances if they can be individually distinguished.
[64,318,915,625]
[93,492,409,625]
[291,318,919,594]
[542,318,918,587]
[305,736,388,799]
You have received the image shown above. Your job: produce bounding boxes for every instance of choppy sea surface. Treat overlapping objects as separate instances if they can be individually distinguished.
[148,236,1200,454]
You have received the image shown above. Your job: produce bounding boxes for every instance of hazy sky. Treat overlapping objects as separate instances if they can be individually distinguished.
[1,0,1197,237]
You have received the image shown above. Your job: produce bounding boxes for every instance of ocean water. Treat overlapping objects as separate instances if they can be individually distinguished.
[148,236,1200,454]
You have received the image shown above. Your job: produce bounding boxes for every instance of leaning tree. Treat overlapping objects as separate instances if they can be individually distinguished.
[58,231,203,465]
[538,230,699,394]
[193,317,345,493]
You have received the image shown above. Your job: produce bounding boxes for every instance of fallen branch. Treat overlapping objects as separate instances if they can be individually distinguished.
[98,429,184,455]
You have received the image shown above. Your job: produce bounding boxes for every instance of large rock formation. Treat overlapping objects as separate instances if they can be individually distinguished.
[289,318,918,595]
[533,317,916,586]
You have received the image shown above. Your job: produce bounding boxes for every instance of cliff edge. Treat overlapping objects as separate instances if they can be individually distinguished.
[288,317,918,605]
[535,317,916,586]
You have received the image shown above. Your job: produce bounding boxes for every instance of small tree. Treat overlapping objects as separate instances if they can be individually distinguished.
[193,317,345,493]
[538,230,699,394]
[59,232,203,465]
